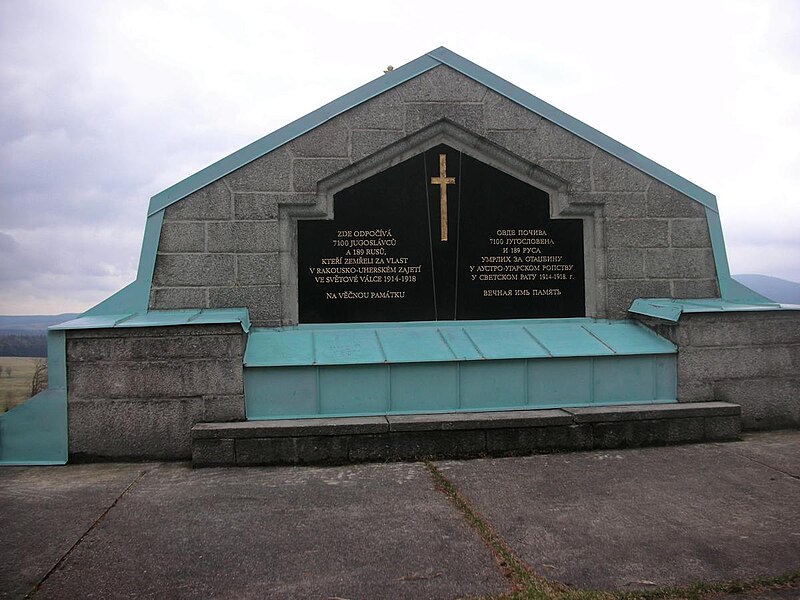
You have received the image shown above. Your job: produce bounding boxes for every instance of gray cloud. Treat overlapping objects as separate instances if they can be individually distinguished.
[1,0,798,314]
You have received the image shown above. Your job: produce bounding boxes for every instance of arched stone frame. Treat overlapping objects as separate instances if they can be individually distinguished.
[278,119,606,325]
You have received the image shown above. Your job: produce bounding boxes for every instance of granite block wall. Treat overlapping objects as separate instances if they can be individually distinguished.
[636,311,800,429]
[149,65,718,325]
[66,324,246,460]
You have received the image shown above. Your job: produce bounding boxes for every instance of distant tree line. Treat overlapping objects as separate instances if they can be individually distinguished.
[0,334,47,357]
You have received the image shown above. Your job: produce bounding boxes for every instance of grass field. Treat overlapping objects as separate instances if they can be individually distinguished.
[0,356,45,413]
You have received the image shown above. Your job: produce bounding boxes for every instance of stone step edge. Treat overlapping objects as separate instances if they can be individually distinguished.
[192,402,740,439]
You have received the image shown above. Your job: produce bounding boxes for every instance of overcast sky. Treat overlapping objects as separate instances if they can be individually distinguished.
[1,0,798,314]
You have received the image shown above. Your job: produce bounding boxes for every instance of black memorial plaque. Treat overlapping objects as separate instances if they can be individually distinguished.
[298,145,584,323]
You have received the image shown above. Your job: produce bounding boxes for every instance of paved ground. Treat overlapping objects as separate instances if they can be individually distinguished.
[1,431,798,600]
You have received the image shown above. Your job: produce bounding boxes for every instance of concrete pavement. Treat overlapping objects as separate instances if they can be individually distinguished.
[2,431,799,599]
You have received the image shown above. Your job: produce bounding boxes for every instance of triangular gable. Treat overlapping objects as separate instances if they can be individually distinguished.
[86,46,770,318]
[148,47,717,216]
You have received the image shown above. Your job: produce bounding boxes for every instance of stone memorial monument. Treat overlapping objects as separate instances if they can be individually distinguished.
[1,48,797,466]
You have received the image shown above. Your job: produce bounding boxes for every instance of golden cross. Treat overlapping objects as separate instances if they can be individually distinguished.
[430,153,456,241]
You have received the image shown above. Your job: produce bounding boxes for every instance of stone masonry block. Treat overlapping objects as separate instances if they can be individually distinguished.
[684,313,800,346]
[397,65,487,103]
[285,119,349,158]
[193,438,236,466]
[152,254,234,287]
[163,179,231,221]
[236,253,279,285]
[485,130,541,163]
[351,129,405,162]
[69,359,243,399]
[484,90,542,130]
[665,417,704,443]
[158,222,205,253]
[713,378,800,430]
[235,436,349,466]
[203,395,246,422]
[206,221,279,253]
[388,430,486,460]
[208,285,281,326]
[606,248,644,278]
[645,248,715,279]
[345,89,405,129]
[676,380,713,403]
[534,118,596,159]
[539,159,592,192]
[485,426,571,456]
[234,193,278,220]
[67,332,244,362]
[292,158,350,192]
[68,397,203,460]
[592,151,651,192]
[647,181,706,217]
[678,346,797,382]
[225,148,291,192]
[606,219,669,248]
[670,218,711,248]
[607,279,672,318]
[405,103,484,135]
[568,193,646,218]
[672,279,719,298]
[149,287,208,310]
[703,415,741,441]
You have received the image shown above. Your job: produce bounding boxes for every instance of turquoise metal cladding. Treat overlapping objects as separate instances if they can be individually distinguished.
[0,330,68,465]
[243,318,677,420]
[244,354,677,420]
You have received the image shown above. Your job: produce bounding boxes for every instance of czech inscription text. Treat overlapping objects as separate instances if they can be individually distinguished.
[306,228,423,300]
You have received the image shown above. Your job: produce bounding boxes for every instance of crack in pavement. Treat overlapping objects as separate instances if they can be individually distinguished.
[24,468,151,599]
[714,443,800,481]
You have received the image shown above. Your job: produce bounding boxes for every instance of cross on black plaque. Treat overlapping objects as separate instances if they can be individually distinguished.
[298,144,585,323]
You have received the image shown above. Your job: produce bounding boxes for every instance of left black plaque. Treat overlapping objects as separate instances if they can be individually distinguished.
[298,154,437,323]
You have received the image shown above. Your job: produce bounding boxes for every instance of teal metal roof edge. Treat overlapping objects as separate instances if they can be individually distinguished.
[50,307,250,333]
[0,329,68,465]
[244,318,676,368]
[146,46,718,217]
[82,210,165,317]
[628,297,796,322]
[147,53,441,215]
[703,206,773,303]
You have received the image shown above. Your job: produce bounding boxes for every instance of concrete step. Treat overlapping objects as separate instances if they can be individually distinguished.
[192,402,741,467]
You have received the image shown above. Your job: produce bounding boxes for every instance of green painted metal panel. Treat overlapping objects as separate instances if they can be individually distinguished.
[377,328,456,362]
[0,389,68,465]
[465,326,550,359]
[0,329,68,465]
[389,363,460,412]
[628,297,792,322]
[245,330,315,367]
[51,308,250,332]
[655,355,677,401]
[460,360,526,409]
[528,357,593,406]
[438,327,484,360]
[245,366,318,419]
[525,323,611,357]
[244,353,677,419]
[244,319,676,367]
[319,365,387,414]
[314,329,385,365]
[583,321,676,354]
[593,356,654,404]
